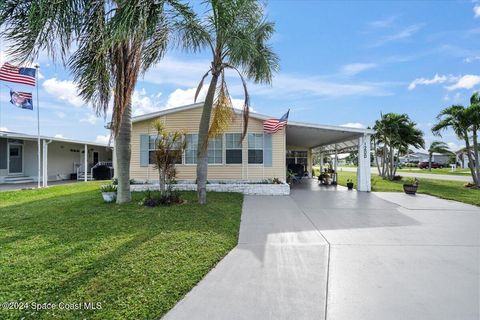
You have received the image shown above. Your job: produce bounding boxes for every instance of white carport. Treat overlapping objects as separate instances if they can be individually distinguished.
[286,121,373,191]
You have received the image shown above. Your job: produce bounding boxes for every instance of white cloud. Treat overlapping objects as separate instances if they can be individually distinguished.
[165,87,207,109]
[43,78,85,107]
[408,74,450,90]
[464,56,480,63]
[132,88,161,116]
[340,122,365,129]
[164,86,249,112]
[55,111,66,119]
[371,24,423,47]
[95,134,111,144]
[54,134,65,139]
[250,74,391,98]
[474,5,480,18]
[340,63,377,76]
[80,114,97,125]
[144,56,209,87]
[368,16,396,28]
[446,74,480,90]
[443,92,463,103]
[0,126,9,131]
[447,142,463,152]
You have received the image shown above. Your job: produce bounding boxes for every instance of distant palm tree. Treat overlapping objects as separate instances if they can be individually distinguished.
[427,141,451,171]
[0,0,201,203]
[373,113,424,180]
[432,93,480,186]
[193,0,279,204]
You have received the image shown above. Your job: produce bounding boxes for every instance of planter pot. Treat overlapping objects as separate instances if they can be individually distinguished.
[346,182,354,190]
[403,184,418,195]
[102,192,117,202]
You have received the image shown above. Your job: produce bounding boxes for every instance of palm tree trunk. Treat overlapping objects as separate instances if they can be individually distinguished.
[389,145,395,180]
[464,132,478,185]
[115,102,132,204]
[196,73,220,204]
[382,144,387,178]
[428,153,432,171]
[373,138,381,176]
[472,128,480,187]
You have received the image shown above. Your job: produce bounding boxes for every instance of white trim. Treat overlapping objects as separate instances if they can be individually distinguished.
[0,130,110,148]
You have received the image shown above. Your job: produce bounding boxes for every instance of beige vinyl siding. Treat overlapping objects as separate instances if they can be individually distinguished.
[131,105,286,182]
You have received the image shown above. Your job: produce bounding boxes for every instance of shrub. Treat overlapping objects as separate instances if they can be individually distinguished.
[111,178,136,185]
[392,175,402,181]
[404,177,419,186]
[139,188,183,207]
[272,177,282,184]
[100,184,117,192]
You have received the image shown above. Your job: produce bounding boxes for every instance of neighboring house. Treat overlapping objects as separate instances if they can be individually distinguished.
[399,152,450,165]
[0,131,113,184]
[455,148,479,169]
[130,103,373,190]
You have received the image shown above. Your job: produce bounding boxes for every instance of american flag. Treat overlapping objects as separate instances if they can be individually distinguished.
[263,110,289,134]
[10,90,33,110]
[0,63,36,86]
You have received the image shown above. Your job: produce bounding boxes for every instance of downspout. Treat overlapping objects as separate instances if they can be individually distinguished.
[42,140,52,187]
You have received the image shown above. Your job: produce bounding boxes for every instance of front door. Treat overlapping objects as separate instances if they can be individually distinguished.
[8,144,23,175]
[93,151,99,165]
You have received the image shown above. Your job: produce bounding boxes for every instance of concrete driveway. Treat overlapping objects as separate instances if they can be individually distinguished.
[164,179,480,320]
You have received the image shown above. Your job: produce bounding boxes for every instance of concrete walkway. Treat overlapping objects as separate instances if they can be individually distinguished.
[164,179,480,320]
[339,166,473,182]
[0,180,80,192]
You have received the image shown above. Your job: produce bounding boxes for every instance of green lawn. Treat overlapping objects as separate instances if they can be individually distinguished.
[337,171,480,206]
[0,182,243,319]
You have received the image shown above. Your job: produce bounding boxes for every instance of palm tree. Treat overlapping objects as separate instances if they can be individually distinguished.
[427,141,451,171]
[432,96,479,186]
[373,113,424,180]
[193,0,279,204]
[0,0,200,203]
[467,92,480,184]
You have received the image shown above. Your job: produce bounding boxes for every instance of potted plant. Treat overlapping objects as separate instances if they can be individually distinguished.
[403,177,419,195]
[346,179,354,190]
[100,184,117,202]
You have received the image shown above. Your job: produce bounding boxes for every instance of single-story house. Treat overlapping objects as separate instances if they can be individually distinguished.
[399,152,451,165]
[129,103,373,191]
[0,130,113,185]
[455,148,478,169]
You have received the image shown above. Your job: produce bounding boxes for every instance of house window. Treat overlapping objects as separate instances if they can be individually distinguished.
[208,135,223,164]
[149,135,182,165]
[248,133,263,164]
[185,134,198,164]
[286,150,308,165]
[225,133,242,164]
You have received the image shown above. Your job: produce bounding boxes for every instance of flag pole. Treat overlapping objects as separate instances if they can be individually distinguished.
[35,64,41,188]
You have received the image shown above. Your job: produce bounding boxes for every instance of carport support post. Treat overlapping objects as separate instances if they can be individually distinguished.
[320,153,324,173]
[357,134,371,191]
[334,145,338,173]
[84,144,88,182]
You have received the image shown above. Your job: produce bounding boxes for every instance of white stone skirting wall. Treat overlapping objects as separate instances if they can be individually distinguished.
[131,182,290,196]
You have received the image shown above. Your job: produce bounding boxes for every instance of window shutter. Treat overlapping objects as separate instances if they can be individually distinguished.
[264,134,273,167]
[140,134,149,167]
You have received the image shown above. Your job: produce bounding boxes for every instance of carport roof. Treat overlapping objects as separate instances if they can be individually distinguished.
[286,121,373,150]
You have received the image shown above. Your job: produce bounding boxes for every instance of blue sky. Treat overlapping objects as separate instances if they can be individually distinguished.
[1,0,479,150]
